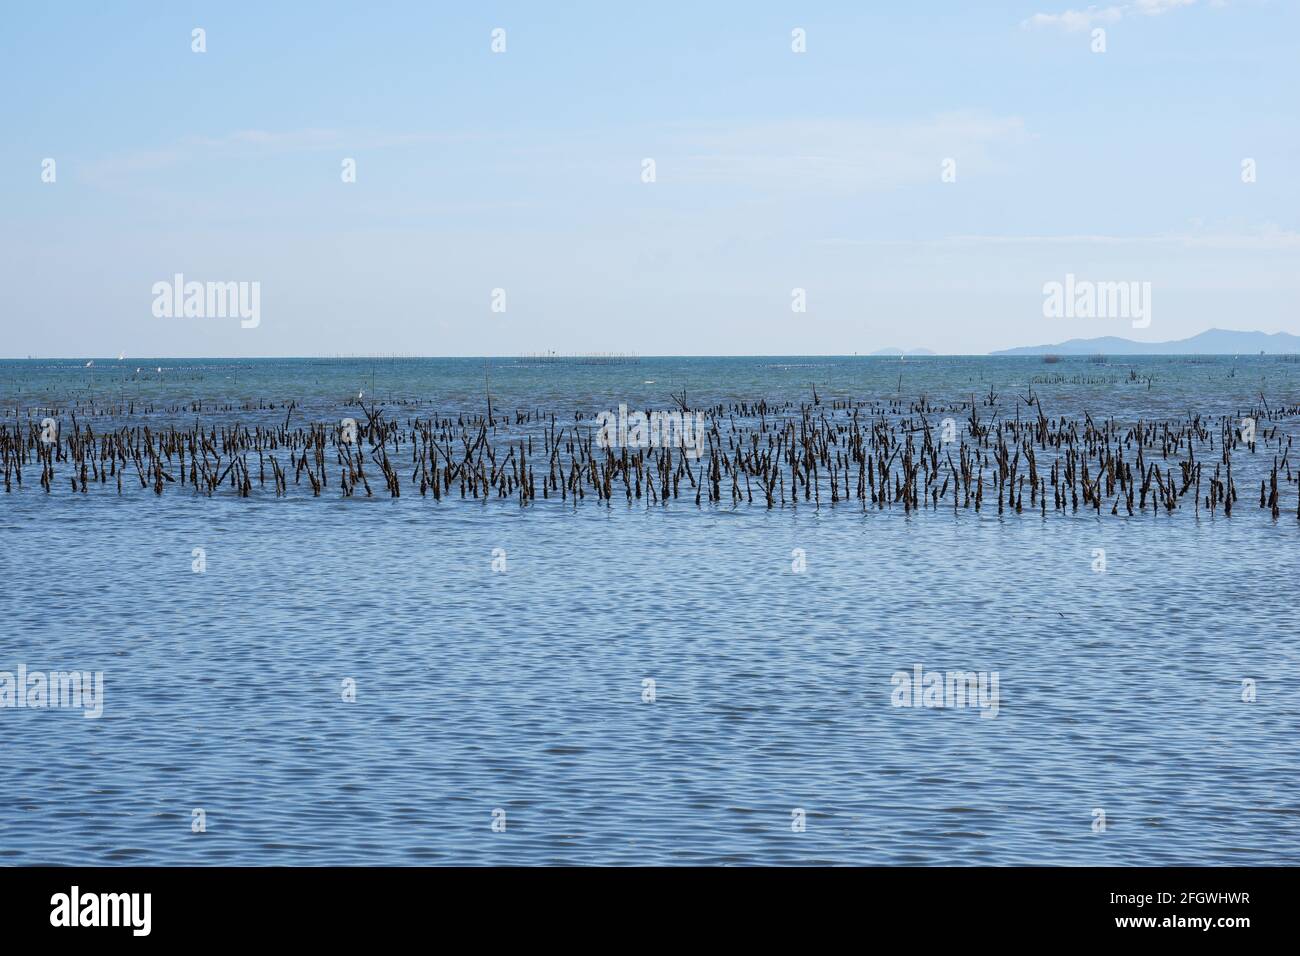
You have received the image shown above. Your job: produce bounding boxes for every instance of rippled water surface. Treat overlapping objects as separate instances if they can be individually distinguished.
[1,356,1297,864]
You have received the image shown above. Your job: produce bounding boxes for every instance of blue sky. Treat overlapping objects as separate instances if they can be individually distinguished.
[2,0,1296,356]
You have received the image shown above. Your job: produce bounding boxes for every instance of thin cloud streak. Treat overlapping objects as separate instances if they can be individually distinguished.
[1023,0,1197,31]
[817,228,1300,250]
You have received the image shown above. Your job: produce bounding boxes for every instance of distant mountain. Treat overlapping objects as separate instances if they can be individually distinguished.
[991,329,1300,356]
[870,347,936,356]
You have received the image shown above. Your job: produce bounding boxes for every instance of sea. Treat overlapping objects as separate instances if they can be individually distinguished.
[1,355,1297,865]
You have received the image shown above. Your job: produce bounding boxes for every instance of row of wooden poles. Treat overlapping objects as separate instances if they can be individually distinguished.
[2,395,1298,519]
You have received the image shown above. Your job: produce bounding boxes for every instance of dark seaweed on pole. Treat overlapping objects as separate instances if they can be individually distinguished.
[2,393,1297,520]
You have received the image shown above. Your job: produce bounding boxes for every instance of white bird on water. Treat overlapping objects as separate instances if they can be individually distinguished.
[85,360,93,367]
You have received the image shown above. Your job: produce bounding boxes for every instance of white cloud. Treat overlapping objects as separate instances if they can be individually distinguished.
[1023,0,1195,31]
[1132,0,1197,14]
[1024,6,1125,31]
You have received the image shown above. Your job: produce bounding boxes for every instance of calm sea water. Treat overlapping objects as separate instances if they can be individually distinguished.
[1,356,1298,865]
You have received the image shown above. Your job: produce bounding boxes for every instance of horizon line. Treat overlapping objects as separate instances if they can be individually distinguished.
[5,352,1298,362]
[8,328,1298,363]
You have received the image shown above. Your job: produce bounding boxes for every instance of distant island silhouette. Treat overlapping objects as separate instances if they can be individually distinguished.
[992,328,1300,356]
